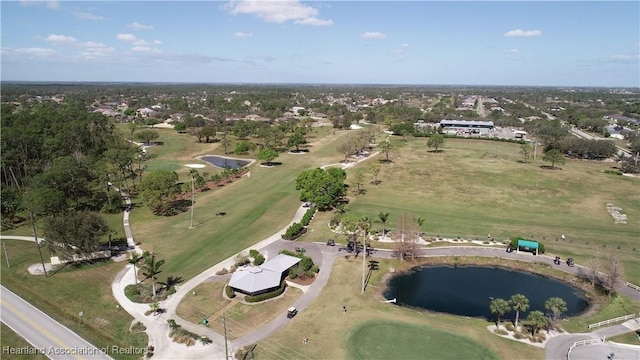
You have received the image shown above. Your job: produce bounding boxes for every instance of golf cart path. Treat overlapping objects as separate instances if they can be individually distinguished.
[109,152,639,359]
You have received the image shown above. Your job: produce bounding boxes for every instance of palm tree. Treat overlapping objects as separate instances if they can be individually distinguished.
[527,310,548,335]
[149,301,160,315]
[141,252,165,298]
[359,216,372,293]
[544,297,567,328]
[489,298,511,329]
[509,294,530,329]
[128,252,143,285]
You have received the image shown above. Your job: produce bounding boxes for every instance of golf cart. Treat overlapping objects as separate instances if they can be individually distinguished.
[326,239,335,246]
[287,307,298,319]
[566,258,575,267]
[554,256,561,265]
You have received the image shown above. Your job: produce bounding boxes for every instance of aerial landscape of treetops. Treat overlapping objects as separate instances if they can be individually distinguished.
[1,81,639,360]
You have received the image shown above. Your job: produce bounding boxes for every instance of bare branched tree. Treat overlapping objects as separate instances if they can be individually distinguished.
[583,247,601,287]
[393,213,421,261]
[603,252,625,296]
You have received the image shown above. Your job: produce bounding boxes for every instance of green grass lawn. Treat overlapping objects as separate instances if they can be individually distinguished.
[3,127,639,360]
[347,320,497,360]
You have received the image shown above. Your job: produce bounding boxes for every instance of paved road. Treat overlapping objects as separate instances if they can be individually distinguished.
[1,285,113,360]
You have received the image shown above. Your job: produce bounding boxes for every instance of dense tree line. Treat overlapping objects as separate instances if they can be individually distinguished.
[0,101,140,259]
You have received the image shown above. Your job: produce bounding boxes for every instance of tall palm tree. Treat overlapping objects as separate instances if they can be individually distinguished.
[141,252,165,297]
[509,294,530,329]
[128,252,143,285]
[544,297,567,328]
[527,310,548,336]
[359,216,372,293]
[489,298,511,329]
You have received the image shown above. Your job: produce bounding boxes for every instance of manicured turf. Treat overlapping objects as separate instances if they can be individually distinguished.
[347,320,497,360]
[1,323,49,360]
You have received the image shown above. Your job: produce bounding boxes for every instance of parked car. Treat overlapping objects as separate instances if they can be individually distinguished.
[287,307,298,319]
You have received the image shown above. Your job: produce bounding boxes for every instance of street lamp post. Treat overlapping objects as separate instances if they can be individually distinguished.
[185,164,206,229]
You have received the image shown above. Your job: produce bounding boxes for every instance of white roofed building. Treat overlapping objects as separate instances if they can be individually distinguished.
[228,254,301,296]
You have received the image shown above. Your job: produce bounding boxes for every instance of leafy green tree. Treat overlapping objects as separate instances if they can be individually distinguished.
[489,298,511,329]
[295,168,347,210]
[509,294,530,329]
[43,211,110,260]
[201,125,216,143]
[138,170,179,215]
[520,143,534,163]
[257,148,279,166]
[135,129,160,145]
[527,310,548,335]
[543,149,566,168]
[378,139,392,162]
[174,122,187,133]
[369,162,381,185]
[234,141,255,154]
[145,118,159,128]
[287,128,307,152]
[351,169,365,196]
[337,141,355,162]
[141,252,165,298]
[427,133,445,152]
[544,297,567,327]
[102,189,124,214]
[232,120,250,140]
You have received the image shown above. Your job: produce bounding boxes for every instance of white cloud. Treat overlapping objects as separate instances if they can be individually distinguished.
[504,29,542,37]
[116,33,160,46]
[295,17,333,26]
[392,43,410,53]
[73,11,106,21]
[234,31,254,37]
[116,33,139,43]
[361,32,387,40]
[610,53,640,62]
[128,22,154,31]
[503,49,519,53]
[226,0,333,26]
[41,34,77,45]
[20,0,59,9]
[15,47,55,55]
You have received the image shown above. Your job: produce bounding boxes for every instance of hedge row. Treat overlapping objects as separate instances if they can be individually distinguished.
[283,223,305,240]
[301,206,316,226]
[245,282,287,303]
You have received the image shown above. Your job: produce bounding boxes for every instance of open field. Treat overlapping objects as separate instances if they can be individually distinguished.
[347,320,497,360]
[327,137,639,281]
[0,240,147,360]
[3,126,639,359]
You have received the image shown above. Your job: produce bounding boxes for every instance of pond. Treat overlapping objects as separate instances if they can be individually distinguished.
[383,265,589,319]
[200,156,250,169]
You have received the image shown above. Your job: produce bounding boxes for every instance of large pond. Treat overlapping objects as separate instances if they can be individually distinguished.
[384,266,589,319]
[201,156,250,169]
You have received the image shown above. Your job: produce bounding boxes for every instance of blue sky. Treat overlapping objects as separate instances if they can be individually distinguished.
[2,1,639,87]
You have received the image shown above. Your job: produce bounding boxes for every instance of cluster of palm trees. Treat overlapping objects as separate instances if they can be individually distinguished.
[490,294,568,336]
[128,251,170,298]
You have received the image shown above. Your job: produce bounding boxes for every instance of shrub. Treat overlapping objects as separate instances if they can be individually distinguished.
[505,323,515,331]
[125,284,141,301]
[234,253,250,267]
[249,249,259,258]
[253,253,265,266]
[283,223,307,240]
[604,170,623,176]
[301,207,316,226]
[245,282,287,303]
[216,268,229,275]
[225,285,236,299]
[494,328,508,335]
[513,332,527,340]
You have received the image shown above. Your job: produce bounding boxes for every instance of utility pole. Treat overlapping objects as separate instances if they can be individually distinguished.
[223,313,229,360]
[3,241,10,268]
[362,229,366,294]
[29,211,48,277]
